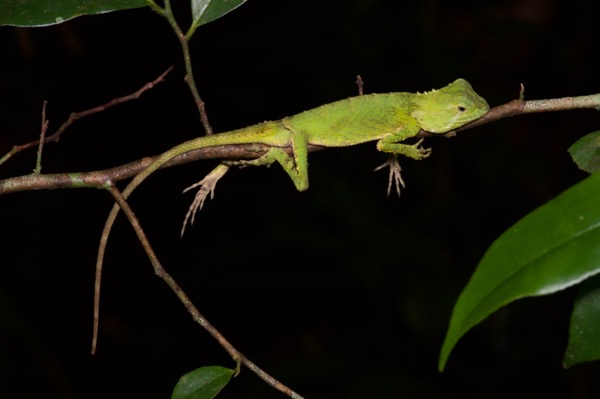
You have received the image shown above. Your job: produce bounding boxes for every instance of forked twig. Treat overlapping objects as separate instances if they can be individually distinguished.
[100,185,304,399]
[148,0,213,135]
[0,67,173,167]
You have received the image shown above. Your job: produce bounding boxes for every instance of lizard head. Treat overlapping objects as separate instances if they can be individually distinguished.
[410,78,489,134]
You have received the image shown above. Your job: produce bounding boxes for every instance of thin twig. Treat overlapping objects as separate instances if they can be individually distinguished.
[0,67,173,167]
[356,75,364,96]
[34,101,49,174]
[93,185,238,357]
[100,185,304,399]
[238,355,305,399]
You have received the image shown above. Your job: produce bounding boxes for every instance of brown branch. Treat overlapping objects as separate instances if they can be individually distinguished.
[0,142,324,195]
[0,66,173,167]
[100,185,304,399]
[94,185,240,358]
[2,92,599,196]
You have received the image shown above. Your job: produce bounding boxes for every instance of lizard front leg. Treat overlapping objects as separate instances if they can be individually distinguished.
[376,114,430,161]
[374,115,430,195]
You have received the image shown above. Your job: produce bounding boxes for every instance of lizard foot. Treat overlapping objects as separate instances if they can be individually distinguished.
[374,154,405,197]
[411,138,432,160]
[181,164,230,237]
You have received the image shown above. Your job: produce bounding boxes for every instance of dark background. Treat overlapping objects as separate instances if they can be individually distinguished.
[1,0,600,397]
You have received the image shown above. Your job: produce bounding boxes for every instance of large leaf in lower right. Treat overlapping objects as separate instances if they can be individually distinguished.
[439,172,600,371]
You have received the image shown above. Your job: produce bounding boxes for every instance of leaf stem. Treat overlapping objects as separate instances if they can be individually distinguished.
[150,0,213,134]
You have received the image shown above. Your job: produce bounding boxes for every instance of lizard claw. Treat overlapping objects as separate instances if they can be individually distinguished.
[413,138,432,160]
[374,154,405,197]
[181,164,230,237]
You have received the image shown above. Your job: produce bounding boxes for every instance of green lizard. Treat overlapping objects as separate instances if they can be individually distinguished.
[92,78,488,352]
[125,77,488,206]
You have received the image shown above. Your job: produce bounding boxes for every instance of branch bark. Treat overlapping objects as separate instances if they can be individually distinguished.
[2,93,598,196]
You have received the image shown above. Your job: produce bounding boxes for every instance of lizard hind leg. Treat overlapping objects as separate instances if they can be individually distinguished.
[226,129,310,192]
[181,163,230,237]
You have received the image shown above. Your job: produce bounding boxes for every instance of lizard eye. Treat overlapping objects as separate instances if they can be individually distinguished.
[457,105,467,112]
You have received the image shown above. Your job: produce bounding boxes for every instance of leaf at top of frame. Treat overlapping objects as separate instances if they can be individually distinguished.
[0,0,149,27]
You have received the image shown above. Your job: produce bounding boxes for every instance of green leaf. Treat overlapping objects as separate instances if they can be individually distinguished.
[568,130,600,173]
[439,172,600,371]
[171,366,234,399]
[0,0,149,27]
[189,0,247,33]
[564,275,600,368]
